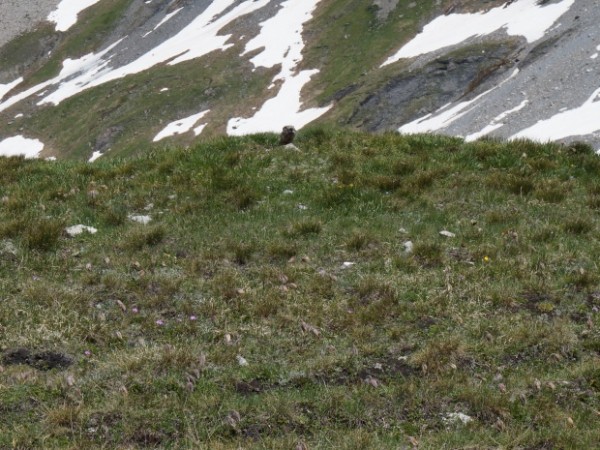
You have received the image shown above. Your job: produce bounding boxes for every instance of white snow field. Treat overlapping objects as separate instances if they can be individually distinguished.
[382,0,574,65]
[511,87,600,143]
[0,78,23,101]
[47,0,101,32]
[0,136,45,158]
[227,0,332,135]
[153,110,210,142]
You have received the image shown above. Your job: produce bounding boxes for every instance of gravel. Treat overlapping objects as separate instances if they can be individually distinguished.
[0,0,61,48]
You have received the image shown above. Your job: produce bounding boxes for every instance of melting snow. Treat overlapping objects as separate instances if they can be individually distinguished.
[511,87,600,142]
[0,41,122,112]
[0,136,44,158]
[39,0,270,106]
[465,98,529,142]
[153,110,210,142]
[193,123,207,136]
[0,1,268,112]
[88,151,103,162]
[400,69,519,134]
[227,0,332,135]
[382,0,574,65]
[47,0,102,32]
[0,78,23,101]
[145,7,183,36]
[400,88,494,134]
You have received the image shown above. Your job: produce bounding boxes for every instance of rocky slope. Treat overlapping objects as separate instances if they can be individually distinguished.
[0,0,596,160]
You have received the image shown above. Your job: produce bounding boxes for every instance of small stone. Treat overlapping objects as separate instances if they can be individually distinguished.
[116,300,127,312]
[442,412,473,425]
[403,240,414,254]
[237,355,248,366]
[0,240,18,256]
[439,230,456,238]
[128,215,152,224]
[365,376,379,388]
[284,143,299,151]
[65,225,98,237]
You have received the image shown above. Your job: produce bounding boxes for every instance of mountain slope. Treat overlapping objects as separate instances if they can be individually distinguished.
[0,0,596,160]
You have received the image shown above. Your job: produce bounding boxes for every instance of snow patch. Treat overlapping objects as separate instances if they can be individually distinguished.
[0,136,44,158]
[153,7,183,33]
[400,88,494,134]
[88,151,103,163]
[153,110,210,142]
[193,123,207,137]
[0,41,122,113]
[382,0,574,65]
[47,0,101,32]
[227,0,332,135]
[511,86,600,142]
[39,0,269,106]
[400,69,519,134]
[0,78,22,101]
[465,98,529,142]
[0,1,268,111]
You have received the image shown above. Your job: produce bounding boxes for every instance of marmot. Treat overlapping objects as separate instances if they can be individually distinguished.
[279,126,296,145]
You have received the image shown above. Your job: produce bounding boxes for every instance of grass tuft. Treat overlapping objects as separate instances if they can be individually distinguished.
[24,218,64,251]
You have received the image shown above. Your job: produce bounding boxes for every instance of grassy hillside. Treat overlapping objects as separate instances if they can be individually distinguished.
[1,130,600,448]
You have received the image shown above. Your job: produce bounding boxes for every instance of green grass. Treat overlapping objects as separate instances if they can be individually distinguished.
[1,130,600,448]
